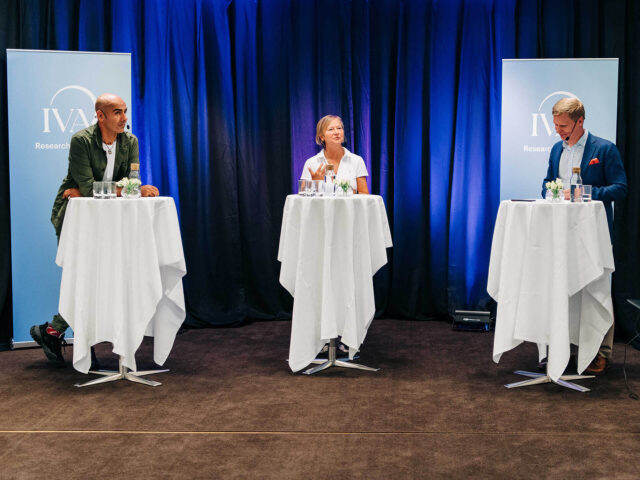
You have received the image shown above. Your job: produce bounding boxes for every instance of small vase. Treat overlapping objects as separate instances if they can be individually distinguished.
[122,184,141,198]
[546,190,561,203]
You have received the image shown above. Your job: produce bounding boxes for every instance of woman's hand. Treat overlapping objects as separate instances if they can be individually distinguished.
[308,164,326,180]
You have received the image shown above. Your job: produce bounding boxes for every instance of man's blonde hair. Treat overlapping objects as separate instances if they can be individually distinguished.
[315,115,344,146]
[552,97,585,122]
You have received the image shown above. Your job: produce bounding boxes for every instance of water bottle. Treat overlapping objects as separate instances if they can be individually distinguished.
[570,167,582,203]
[324,164,336,195]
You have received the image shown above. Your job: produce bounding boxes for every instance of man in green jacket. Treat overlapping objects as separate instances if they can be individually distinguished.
[30,93,159,367]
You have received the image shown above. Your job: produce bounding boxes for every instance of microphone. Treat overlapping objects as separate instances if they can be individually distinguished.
[126,124,131,131]
[565,120,577,142]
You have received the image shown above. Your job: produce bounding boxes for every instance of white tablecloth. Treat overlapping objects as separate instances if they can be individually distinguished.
[57,197,187,373]
[278,195,393,372]
[488,200,614,381]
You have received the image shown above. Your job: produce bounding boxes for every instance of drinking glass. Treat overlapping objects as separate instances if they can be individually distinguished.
[307,180,316,197]
[313,180,324,197]
[298,179,307,196]
[93,181,104,199]
[582,185,592,202]
[105,181,116,199]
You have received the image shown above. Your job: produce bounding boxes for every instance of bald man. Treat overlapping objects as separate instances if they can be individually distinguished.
[30,93,159,367]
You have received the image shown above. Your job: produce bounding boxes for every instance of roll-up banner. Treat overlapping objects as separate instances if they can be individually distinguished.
[7,49,132,346]
[501,59,619,201]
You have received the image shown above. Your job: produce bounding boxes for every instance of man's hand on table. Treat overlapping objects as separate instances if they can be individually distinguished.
[141,185,160,197]
[65,185,158,198]
[63,188,82,199]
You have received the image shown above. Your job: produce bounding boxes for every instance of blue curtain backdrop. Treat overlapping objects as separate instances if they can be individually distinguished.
[1,0,639,341]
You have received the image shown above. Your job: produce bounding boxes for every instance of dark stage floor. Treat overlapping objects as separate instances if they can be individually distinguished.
[1,319,639,479]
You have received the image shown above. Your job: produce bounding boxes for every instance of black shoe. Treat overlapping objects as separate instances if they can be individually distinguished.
[316,343,329,359]
[30,323,66,367]
[338,342,360,358]
[537,358,547,371]
[90,346,102,371]
[537,356,577,373]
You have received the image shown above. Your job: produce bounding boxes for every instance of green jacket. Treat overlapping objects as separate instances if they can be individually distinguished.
[51,123,139,236]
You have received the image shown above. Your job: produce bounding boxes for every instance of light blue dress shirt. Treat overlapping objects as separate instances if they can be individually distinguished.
[558,129,588,184]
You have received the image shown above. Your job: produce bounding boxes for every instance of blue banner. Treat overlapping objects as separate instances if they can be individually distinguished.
[7,49,131,345]
[501,59,619,200]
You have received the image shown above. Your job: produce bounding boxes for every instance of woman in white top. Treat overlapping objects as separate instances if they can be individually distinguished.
[300,116,369,356]
[300,115,369,194]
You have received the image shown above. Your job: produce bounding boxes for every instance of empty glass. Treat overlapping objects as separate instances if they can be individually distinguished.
[93,181,104,199]
[298,179,307,196]
[313,180,324,197]
[306,180,316,197]
[105,181,116,199]
[582,184,592,202]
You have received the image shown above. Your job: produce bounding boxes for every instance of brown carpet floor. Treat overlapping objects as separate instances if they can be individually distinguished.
[1,319,639,479]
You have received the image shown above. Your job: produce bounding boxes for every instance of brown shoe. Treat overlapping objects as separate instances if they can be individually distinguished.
[585,354,609,375]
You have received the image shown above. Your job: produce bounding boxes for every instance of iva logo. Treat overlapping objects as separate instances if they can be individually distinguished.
[531,91,578,136]
[42,85,97,133]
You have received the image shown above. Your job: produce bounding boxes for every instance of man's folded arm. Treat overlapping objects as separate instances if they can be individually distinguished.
[67,135,96,197]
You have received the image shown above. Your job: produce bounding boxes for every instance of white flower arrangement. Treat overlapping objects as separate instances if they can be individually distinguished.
[116,177,142,196]
[545,178,563,200]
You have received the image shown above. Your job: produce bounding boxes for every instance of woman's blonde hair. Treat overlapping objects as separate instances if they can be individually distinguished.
[315,115,344,146]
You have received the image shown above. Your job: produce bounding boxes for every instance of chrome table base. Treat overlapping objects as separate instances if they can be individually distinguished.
[75,356,168,388]
[302,338,380,375]
[505,369,595,392]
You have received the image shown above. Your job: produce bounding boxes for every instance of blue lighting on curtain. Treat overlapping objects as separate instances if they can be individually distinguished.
[4,0,523,325]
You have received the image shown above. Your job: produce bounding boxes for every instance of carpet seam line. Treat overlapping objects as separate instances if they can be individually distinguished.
[1,430,640,436]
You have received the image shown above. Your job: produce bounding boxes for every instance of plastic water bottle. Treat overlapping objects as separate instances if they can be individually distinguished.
[570,167,583,203]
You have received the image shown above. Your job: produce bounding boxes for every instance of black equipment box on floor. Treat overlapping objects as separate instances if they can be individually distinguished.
[451,310,493,332]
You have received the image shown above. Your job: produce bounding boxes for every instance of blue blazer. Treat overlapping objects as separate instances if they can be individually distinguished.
[542,132,627,233]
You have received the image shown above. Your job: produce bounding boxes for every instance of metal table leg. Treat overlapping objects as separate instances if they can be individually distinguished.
[505,368,595,392]
[75,356,169,388]
[302,338,380,375]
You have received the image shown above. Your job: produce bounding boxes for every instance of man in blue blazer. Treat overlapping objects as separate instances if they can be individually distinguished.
[542,98,627,233]
[541,97,627,375]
